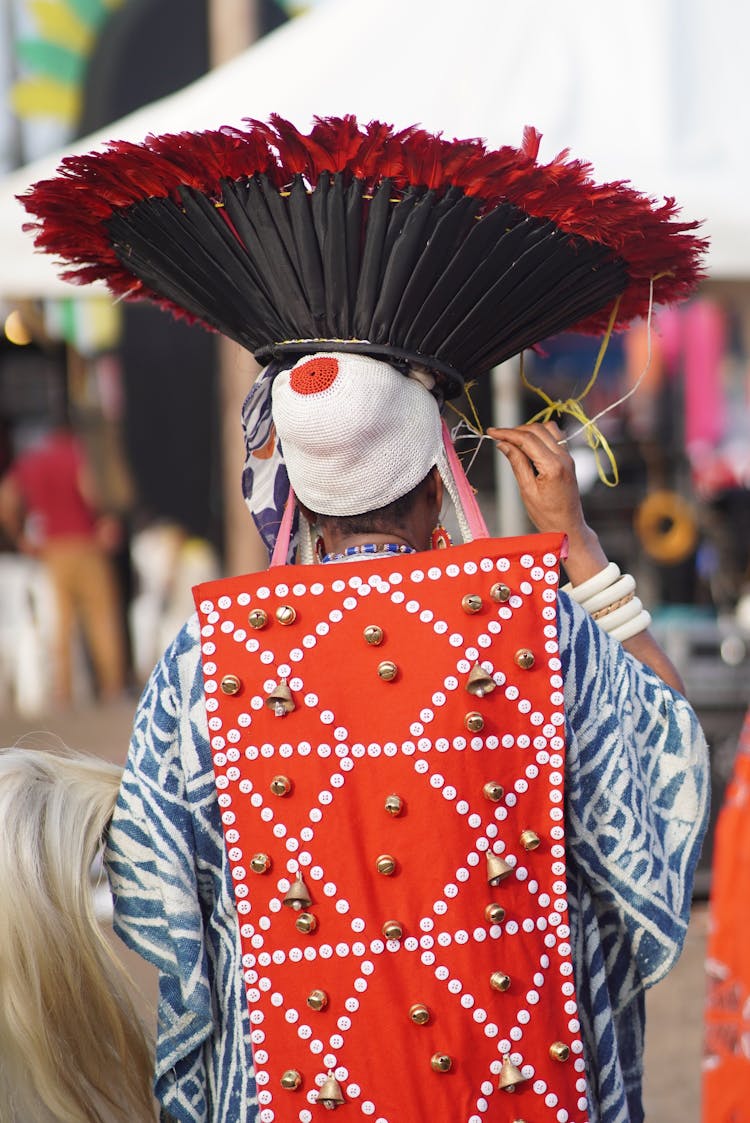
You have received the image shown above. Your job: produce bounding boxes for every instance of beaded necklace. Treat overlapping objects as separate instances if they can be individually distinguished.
[320,542,417,564]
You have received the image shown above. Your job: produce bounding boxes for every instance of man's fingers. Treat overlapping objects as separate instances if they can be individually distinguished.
[495,437,538,489]
[488,425,563,473]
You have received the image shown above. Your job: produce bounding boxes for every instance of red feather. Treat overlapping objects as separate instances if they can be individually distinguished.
[18,113,708,332]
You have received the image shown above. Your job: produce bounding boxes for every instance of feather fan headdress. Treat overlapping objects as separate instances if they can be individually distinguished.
[20,114,706,399]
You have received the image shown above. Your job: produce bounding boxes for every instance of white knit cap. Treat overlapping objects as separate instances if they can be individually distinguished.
[271,352,442,516]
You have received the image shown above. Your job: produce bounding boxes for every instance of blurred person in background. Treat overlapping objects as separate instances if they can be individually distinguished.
[703,704,750,1122]
[0,419,127,706]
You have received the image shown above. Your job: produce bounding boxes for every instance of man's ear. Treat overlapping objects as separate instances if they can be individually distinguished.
[430,466,444,515]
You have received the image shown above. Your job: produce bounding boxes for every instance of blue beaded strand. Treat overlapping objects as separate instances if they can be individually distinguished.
[321,542,417,563]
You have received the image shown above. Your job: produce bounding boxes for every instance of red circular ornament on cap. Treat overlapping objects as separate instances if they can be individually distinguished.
[289,356,339,394]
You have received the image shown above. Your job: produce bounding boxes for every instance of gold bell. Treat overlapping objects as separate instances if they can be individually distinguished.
[376,854,397,876]
[248,608,268,629]
[276,604,297,625]
[382,919,404,941]
[317,1071,345,1109]
[377,660,398,682]
[498,1054,526,1090]
[295,912,317,935]
[430,1053,453,1073]
[265,678,295,717]
[384,793,404,816]
[490,970,511,992]
[283,873,312,911]
[307,989,329,1012]
[220,674,242,696]
[465,711,485,733]
[550,1041,571,1062]
[514,648,535,670]
[250,852,271,874]
[281,1069,302,1090]
[363,624,384,646]
[485,902,506,924]
[519,829,541,851]
[483,780,504,802]
[461,593,483,614]
[270,774,292,797]
[490,582,511,603]
[486,851,513,886]
[409,1003,431,1025]
[466,663,496,697]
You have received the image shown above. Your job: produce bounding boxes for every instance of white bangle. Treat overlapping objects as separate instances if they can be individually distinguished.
[562,562,620,604]
[582,573,636,615]
[610,610,652,642]
[595,597,643,634]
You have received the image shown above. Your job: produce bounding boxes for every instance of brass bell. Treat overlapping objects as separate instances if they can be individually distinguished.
[519,829,541,851]
[248,608,268,629]
[276,604,297,625]
[295,912,317,935]
[377,660,398,682]
[466,663,496,697]
[382,919,403,941]
[490,970,511,992]
[270,774,292,797]
[376,854,397,876]
[550,1041,571,1062]
[483,780,504,802]
[465,711,485,733]
[307,989,329,1012]
[490,582,511,603]
[363,624,384,646]
[283,873,312,911]
[486,852,513,886]
[250,852,271,874]
[265,678,295,717]
[281,1069,302,1091]
[514,648,535,670]
[430,1053,453,1073]
[384,793,404,816]
[317,1071,345,1109]
[498,1054,526,1090]
[485,902,506,924]
[461,593,483,614]
[409,1003,431,1025]
[220,673,242,696]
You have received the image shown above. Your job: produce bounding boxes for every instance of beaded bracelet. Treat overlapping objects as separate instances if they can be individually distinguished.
[583,573,636,615]
[594,596,643,634]
[590,592,635,621]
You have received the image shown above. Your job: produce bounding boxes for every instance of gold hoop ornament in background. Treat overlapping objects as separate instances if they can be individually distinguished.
[634,489,698,565]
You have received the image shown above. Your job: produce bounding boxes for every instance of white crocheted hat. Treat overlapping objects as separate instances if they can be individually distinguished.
[271,353,442,516]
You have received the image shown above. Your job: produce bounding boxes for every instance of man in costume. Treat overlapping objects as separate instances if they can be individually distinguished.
[22,115,709,1123]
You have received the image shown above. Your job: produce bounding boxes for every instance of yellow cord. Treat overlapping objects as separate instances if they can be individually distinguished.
[521,296,623,486]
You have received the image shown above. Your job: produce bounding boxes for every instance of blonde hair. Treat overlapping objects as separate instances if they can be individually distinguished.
[0,745,154,1122]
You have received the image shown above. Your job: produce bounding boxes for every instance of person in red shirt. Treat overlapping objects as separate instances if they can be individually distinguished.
[0,424,127,705]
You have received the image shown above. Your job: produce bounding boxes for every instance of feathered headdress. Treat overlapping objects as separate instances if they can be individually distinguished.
[20,114,706,400]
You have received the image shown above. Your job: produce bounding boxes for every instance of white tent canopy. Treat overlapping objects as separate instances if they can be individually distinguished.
[1,0,748,298]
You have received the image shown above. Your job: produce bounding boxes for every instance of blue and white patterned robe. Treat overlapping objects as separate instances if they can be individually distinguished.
[106,590,709,1123]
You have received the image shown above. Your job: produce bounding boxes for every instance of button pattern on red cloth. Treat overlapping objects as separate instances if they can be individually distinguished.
[194,535,589,1123]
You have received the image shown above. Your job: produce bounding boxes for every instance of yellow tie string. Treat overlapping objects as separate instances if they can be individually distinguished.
[521,296,623,487]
